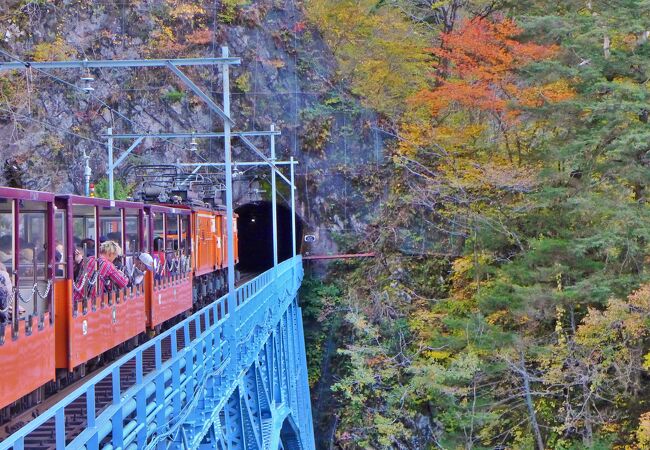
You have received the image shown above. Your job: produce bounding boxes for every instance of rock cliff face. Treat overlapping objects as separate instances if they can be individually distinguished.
[0,0,387,257]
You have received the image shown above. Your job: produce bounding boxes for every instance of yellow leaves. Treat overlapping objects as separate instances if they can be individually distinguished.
[169,3,205,20]
[486,309,509,325]
[409,310,445,341]
[518,79,576,108]
[147,24,185,57]
[637,412,650,449]
[643,353,650,372]
[424,350,451,360]
[305,0,429,118]
[396,121,436,157]
[576,284,650,349]
[32,37,75,61]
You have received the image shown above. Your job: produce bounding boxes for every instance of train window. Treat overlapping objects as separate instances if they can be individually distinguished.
[18,201,49,316]
[143,213,150,253]
[99,207,123,252]
[73,205,96,258]
[180,215,190,256]
[124,209,140,256]
[0,199,13,275]
[166,214,179,253]
[153,213,165,251]
[55,210,66,278]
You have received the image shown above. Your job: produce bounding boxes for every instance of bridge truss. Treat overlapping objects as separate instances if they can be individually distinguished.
[0,256,314,450]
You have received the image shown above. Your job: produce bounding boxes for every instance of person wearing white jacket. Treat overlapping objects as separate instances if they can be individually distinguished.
[123,252,154,287]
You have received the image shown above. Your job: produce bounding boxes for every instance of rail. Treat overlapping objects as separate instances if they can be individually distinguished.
[0,256,305,450]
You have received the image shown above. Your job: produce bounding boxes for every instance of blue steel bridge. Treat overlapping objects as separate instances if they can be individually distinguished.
[0,256,314,450]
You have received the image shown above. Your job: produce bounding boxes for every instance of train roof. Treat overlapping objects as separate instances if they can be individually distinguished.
[144,203,191,215]
[56,194,144,209]
[0,186,55,202]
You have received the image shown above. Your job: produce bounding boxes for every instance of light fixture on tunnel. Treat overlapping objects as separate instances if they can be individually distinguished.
[232,164,241,179]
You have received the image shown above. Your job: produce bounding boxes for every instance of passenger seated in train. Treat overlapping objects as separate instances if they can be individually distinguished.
[123,252,154,286]
[55,243,65,277]
[0,262,11,325]
[73,241,129,303]
[73,247,84,282]
[0,261,24,322]
[152,237,165,281]
[0,235,12,267]
[19,247,35,278]
[81,238,95,257]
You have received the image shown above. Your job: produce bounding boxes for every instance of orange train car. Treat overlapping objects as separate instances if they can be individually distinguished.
[0,187,240,419]
[0,187,56,412]
[144,204,193,328]
[54,195,147,371]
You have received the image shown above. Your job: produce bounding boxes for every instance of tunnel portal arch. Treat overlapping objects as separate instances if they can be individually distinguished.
[235,201,304,272]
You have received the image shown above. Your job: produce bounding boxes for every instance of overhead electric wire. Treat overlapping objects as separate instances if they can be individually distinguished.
[0,106,107,146]
[0,48,198,156]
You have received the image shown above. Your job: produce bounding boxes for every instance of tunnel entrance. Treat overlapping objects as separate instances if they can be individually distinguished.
[235,201,304,272]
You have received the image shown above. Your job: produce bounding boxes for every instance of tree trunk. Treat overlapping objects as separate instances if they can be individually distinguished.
[582,382,593,446]
[520,353,545,450]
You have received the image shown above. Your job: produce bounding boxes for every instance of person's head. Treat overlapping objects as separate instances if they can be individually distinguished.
[153,237,164,252]
[135,252,154,272]
[0,235,12,253]
[19,248,34,264]
[80,238,95,257]
[99,240,122,263]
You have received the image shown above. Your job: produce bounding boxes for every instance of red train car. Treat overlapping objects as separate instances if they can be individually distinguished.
[53,195,147,371]
[0,187,241,418]
[145,204,193,329]
[0,187,56,411]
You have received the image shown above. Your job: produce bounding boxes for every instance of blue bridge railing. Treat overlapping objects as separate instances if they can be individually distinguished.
[0,256,313,450]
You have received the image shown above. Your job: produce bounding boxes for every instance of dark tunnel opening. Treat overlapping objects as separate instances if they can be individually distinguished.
[235,201,304,272]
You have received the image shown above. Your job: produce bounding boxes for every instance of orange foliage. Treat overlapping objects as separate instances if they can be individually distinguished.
[416,18,564,119]
[186,29,213,45]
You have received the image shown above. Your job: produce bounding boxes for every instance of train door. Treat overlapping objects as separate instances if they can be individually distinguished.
[180,214,191,274]
[194,210,216,276]
[17,200,53,319]
[152,210,166,286]
[166,213,180,279]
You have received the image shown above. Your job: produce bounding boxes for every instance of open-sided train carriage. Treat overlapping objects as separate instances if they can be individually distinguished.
[0,187,56,413]
[54,195,148,372]
[145,204,193,329]
[0,187,242,421]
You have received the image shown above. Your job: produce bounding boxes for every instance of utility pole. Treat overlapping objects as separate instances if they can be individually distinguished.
[107,127,114,200]
[83,149,92,197]
[271,123,278,272]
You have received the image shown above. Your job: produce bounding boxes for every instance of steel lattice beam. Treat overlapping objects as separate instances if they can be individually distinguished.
[0,257,315,450]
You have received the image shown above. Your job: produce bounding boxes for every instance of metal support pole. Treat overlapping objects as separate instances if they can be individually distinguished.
[83,150,91,197]
[223,46,236,308]
[107,127,114,201]
[291,156,297,288]
[290,156,296,260]
[271,124,278,271]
